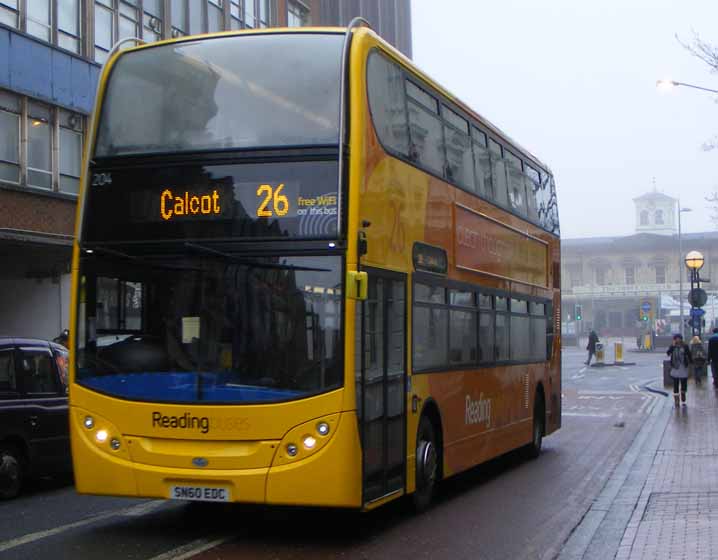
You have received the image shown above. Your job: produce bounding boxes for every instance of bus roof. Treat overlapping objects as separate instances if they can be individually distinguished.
[355,27,554,176]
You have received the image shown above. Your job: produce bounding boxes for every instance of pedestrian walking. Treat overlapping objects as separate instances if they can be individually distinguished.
[585,330,599,365]
[709,327,718,386]
[690,335,707,386]
[667,334,693,406]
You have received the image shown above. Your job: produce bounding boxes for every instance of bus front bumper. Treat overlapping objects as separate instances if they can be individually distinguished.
[70,409,362,508]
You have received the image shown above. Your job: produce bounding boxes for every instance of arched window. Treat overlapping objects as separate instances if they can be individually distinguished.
[655,209,664,224]
[640,210,649,225]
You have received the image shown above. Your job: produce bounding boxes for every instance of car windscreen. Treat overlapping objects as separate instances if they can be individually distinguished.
[94,33,343,157]
[75,253,343,404]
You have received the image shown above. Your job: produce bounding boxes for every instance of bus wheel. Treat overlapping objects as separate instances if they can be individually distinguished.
[0,444,23,500]
[413,415,439,512]
[525,394,545,460]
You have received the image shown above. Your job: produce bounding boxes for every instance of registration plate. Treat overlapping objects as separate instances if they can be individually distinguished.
[169,485,231,502]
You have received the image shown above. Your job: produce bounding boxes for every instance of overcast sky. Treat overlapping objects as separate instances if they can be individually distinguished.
[411,0,718,239]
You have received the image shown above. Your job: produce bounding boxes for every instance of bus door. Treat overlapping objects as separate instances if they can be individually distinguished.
[356,269,407,505]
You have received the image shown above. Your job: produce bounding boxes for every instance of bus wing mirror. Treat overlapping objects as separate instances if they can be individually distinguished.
[346,271,368,300]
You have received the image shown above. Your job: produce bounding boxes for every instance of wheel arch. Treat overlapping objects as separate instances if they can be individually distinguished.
[419,398,444,479]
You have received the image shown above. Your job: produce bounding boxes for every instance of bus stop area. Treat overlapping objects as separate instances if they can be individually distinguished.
[559,377,718,560]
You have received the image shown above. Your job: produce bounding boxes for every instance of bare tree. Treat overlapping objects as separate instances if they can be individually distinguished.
[676,30,718,73]
[677,31,718,227]
[676,31,718,151]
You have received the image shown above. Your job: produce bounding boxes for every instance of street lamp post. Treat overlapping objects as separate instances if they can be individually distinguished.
[678,204,692,337]
[656,79,718,95]
[685,250,706,337]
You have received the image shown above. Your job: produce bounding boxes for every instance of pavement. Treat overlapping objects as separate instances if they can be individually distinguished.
[559,374,718,560]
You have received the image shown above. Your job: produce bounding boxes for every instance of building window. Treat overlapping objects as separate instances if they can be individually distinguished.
[0,90,21,184]
[27,0,52,41]
[27,101,53,190]
[0,90,85,195]
[59,110,83,194]
[207,0,223,32]
[58,0,82,53]
[142,0,164,42]
[287,0,309,27]
[640,210,649,225]
[0,0,20,28]
[95,1,143,63]
[655,209,664,224]
[595,267,606,286]
[655,264,666,284]
[625,266,635,285]
[170,0,187,35]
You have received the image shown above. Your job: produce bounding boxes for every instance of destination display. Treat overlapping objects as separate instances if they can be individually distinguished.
[83,160,340,242]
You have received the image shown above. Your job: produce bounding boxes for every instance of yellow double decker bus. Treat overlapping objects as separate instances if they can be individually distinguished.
[70,21,561,511]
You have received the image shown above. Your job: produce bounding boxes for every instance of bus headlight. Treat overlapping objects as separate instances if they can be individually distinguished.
[95,429,108,443]
[84,416,95,429]
[273,413,340,467]
[110,438,121,451]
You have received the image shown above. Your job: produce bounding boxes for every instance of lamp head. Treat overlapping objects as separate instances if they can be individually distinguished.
[685,250,704,270]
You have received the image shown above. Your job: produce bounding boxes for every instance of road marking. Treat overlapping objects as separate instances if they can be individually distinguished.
[578,390,641,396]
[563,412,612,418]
[571,374,585,380]
[148,536,233,560]
[579,366,587,374]
[0,500,166,554]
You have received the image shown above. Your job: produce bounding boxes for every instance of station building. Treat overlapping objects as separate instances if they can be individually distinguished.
[0,0,412,339]
[561,190,717,339]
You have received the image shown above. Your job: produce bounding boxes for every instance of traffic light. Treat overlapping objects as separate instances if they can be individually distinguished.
[575,304,582,321]
[640,310,648,322]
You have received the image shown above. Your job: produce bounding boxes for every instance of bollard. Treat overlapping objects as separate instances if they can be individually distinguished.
[643,333,652,351]
[595,342,605,365]
[614,341,624,365]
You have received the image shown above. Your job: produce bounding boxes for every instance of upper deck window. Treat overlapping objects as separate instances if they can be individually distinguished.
[94,33,343,157]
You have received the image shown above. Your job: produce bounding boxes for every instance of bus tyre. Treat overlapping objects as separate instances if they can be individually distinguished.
[413,415,439,512]
[0,444,23,500]
[525,394,545,460]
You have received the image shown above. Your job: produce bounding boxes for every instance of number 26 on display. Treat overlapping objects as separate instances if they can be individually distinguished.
[256,184,289,217]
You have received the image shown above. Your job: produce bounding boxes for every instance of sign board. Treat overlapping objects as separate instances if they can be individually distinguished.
[690,307,706,318]
[641,302,651,312]
[688,288,708,308]
[454,204,548,287]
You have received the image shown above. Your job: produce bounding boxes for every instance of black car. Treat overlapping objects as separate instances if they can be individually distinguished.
[0,338,70,499]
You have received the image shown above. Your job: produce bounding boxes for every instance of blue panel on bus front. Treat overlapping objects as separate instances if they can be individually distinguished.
[80,372,301,403]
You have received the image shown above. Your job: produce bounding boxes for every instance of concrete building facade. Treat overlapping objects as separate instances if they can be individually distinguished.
[562,191,716,339]
[0,0,412,340]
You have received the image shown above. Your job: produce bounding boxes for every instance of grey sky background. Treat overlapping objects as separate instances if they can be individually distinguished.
[410,0,718,239]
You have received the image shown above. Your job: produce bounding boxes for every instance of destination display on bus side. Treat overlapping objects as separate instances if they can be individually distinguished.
[83,160,340,242]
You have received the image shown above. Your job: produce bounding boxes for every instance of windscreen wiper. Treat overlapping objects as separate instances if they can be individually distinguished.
[184,242,331,272]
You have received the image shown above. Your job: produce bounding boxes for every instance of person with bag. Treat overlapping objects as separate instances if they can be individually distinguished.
[690,335,707,386]
[585,330,599,365]
[667,334,693,406]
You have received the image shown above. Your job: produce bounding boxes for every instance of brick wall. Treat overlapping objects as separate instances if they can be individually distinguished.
[0,189,76,237]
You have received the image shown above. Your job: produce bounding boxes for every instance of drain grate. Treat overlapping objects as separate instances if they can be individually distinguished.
[642,492,718,521]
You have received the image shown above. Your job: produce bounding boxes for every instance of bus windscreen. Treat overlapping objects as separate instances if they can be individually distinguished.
[94,33,343,157]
